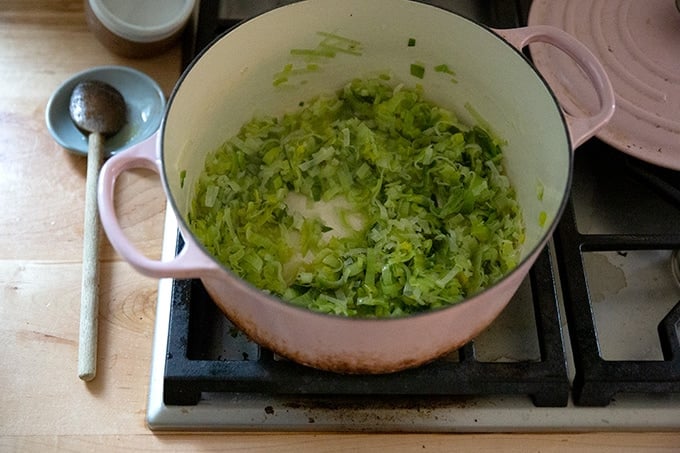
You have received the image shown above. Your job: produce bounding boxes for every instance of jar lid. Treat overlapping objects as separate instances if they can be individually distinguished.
[89,0,195,43]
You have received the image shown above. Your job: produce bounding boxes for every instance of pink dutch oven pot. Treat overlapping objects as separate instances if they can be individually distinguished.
[98,0,614,374]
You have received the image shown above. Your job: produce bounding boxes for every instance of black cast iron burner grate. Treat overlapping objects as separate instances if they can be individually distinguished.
[554,199,680,407]
[163,245,569,407]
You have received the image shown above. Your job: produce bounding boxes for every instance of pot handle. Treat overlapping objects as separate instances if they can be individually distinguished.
[494,25,615,148]
[98,132,220,279]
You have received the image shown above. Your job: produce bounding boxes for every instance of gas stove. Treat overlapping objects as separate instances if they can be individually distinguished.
[147,0,680,431]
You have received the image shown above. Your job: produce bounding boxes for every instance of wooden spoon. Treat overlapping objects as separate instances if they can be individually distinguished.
[69,80,126,381]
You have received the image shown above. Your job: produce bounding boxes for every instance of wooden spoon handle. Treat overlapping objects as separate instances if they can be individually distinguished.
[78,132,103,381]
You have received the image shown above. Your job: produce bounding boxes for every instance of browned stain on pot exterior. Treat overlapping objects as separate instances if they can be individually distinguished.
[207,291,477,374]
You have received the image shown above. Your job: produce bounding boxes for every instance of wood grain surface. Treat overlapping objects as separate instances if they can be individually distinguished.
[1,1,679,451]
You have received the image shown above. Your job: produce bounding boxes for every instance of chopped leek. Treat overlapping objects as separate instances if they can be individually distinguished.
[189,77,524,318]
[410,63,426,79]
[536,179,545,201]
[434,63,458,83]
[275,32,363,87]
[434,64,455,75]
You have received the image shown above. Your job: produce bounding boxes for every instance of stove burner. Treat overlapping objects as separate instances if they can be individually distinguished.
[554,198,680,406]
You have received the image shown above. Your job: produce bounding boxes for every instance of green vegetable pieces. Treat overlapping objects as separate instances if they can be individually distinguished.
[189,77,524,318]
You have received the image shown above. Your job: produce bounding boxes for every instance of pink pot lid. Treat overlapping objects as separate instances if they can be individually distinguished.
[529,0,680,170]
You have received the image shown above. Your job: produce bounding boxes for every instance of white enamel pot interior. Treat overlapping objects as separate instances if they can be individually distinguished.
[98,0,614,373]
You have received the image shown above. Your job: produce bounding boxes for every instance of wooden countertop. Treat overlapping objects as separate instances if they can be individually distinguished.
[1,1,678,451]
